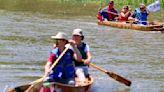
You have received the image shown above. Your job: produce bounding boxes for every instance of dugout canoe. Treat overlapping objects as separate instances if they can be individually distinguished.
[98,20,164,31]
[7,76,94,92]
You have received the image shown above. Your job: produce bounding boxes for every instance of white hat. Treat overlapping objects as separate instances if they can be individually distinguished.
[51,32,68,40]
[139,3,146,9]
[72,28,84,36]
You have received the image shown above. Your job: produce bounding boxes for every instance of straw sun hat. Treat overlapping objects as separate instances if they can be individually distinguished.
[51,32,68,41]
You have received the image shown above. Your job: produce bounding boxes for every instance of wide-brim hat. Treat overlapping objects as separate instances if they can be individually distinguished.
[72,28,84,36]
[51,32,68,41]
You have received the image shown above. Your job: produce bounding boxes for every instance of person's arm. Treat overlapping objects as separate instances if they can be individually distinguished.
[102,7,118,16]
[44,62,51,76]
[84,51,92,64]
[124,11,132,18]
[68,40,82,62]
[72,44,82,62]
[83,44,92,64]
[107,11,118,16]
[44,52,55,76]
[120,12,126,17]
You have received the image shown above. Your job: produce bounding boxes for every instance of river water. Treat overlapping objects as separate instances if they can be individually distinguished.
[0,10,164,92]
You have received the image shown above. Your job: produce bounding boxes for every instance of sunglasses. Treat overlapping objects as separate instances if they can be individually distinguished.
[140,7,145,10]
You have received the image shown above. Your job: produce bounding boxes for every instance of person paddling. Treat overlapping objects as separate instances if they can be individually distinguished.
[118,5,133,22]
[132,3,149,25]
[71,29,92,84]
[43,32,82,92]
[99,0,118,21]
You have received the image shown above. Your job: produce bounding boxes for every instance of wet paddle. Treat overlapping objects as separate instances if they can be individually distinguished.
[82,60,131,86]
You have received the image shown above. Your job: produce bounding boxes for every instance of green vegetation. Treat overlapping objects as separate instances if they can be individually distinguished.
[0,0,98,17]
[99,0,164,9]
[0,0,163,21]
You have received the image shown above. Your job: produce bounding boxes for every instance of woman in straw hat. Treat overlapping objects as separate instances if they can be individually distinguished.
[71,28,92,83]
[43,32,82,91]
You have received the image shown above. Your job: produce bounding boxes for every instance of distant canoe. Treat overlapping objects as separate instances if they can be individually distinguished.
[98,20,164,31]
[7,76,94,92]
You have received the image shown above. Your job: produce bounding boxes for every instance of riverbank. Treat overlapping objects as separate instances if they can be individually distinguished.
[0,0,164,22]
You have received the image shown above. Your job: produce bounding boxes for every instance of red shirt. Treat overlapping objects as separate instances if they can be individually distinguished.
[107,6,118,21]
[97,14,103,21]
[47,52,56,63]
[118,11,131,21]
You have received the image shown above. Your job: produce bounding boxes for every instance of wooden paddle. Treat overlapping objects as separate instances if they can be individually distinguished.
[82,60,131,86]
[25,47,69,92]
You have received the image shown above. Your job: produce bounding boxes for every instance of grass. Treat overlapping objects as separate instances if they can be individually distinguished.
[0,0,98,18]
[160,90,164,92]
[0,0,163,21]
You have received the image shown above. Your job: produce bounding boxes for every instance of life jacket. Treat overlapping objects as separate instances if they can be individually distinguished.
[134,8,148,25]
[48,48,75,80]
[74,42,87,66]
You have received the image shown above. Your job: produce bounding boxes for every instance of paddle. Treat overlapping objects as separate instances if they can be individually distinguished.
[25,47,69,92]
[82,60,131,86]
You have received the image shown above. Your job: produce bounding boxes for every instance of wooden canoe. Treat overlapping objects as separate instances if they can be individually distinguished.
[98,20,164,31]
[7,76,94,92]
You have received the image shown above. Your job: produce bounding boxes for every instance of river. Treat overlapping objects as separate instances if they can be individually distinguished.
[0,10,164,92]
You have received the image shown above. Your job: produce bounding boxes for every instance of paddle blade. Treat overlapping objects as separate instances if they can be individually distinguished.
[7,84,31,92]
[106,72,131,86]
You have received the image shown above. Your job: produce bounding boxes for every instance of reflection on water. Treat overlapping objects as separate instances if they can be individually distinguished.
[0,10,164,92]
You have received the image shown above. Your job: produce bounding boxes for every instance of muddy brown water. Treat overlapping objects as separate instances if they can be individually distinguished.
[0,10,164,92]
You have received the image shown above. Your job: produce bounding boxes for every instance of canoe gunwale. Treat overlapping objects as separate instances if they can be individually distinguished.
[7,76,94,92]
[98,21,164,31]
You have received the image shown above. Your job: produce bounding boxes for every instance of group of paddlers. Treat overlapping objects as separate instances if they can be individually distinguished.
[28,29,92,92]
[97,0,149,25]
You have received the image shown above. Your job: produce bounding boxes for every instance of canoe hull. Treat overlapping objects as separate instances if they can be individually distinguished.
[54,83,92,92]
[98,21,164,31]
[7,76,93,92]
